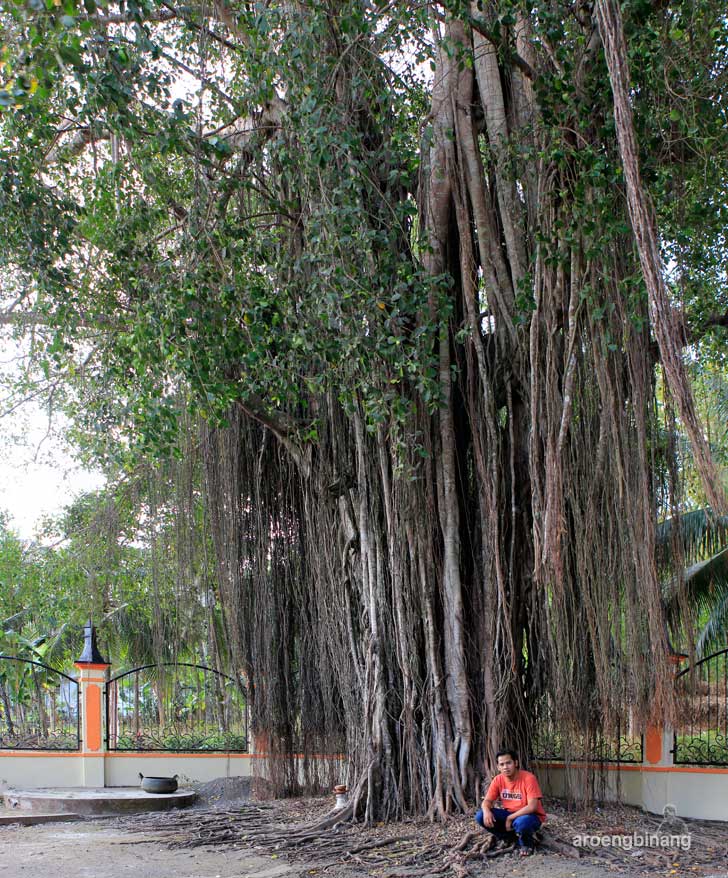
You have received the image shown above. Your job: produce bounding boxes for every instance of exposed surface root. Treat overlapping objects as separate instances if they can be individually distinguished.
[115,797,728,878]
[537,827,582,859]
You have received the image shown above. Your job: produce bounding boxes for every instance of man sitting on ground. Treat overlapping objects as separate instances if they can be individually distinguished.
[475,748,546,857]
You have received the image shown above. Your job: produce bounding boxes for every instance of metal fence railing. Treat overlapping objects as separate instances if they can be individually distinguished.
[0,656,80,751]
[531,698,643,764]
[673,648,728,766]
[106,663,248,752]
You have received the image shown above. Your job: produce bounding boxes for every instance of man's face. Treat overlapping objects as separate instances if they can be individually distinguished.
[497,755,518,777]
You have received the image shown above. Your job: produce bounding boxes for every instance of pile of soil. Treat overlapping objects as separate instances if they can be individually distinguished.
[190,775,252,808]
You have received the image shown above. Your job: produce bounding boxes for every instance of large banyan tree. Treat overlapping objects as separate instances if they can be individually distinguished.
[1,0,727,819]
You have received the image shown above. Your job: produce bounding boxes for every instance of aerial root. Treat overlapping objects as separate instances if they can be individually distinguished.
[452,830,480,852]
[116,803,603,878]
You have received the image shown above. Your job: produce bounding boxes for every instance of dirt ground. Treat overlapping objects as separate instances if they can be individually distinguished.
[0,817,635,878]
[1,780,727,878]
[0,820,293,878]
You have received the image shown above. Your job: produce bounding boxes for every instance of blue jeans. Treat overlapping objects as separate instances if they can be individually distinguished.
[475,807,541,848]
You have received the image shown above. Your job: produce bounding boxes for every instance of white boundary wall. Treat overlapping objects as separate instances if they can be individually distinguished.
[0,751,255,789]
[534,761,728,822]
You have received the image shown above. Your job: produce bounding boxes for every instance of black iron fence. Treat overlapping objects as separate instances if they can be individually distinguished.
[0,656,80,750]
[531,698,643,763]
[673,648,728,766]
[106,663,248,752]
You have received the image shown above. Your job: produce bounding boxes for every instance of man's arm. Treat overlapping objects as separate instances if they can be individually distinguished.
[480,776,502,827]
[480,796,497,827]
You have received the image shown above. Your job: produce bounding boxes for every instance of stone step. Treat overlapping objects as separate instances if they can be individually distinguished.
[2,787,196,815]
[0,808,82,825]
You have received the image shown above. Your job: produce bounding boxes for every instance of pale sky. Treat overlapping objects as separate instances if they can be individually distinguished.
[0,331,106,540]
[0,399,106,540]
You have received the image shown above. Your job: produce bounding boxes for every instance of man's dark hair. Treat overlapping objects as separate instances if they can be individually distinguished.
[495,748,519,762]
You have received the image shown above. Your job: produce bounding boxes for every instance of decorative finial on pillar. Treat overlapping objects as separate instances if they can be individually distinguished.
[76,619,107,664]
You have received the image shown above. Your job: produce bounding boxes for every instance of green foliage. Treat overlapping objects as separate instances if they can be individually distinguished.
[659,509,728,656]
[0,454,220,672]
[114,730,247,750]
[0,516,86,666]
[1,0,443,458]
[2,0,723,455]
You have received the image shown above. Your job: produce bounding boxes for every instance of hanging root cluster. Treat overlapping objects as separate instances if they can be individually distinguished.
[185,0,725,822]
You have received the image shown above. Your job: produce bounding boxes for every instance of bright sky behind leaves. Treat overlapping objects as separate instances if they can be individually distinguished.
[0,341,105,540]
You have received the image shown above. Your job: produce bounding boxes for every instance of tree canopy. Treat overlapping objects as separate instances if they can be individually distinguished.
[1,0,728,820]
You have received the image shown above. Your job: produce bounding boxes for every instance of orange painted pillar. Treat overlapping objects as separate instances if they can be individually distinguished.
[644,725,664,764]
[645,652,689,766]
[75,621,111,788]
[641,653,689,815]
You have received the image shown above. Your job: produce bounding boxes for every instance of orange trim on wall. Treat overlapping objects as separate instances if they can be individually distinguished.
[0,752,253,760]
[535,760,642,772]
[74,663,111,670]
[85,685,102,751]
[0,752,342,760]
[106,751,343,759]
[0,751,88,758]
[534,760,728,775]
[106,752,256,759]
[641,765,728,774]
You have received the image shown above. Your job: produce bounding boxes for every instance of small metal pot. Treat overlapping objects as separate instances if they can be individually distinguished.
[139,772,178,794]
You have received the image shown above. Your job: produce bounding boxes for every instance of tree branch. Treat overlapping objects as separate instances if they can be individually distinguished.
[45,123,109,163]
[702,311,728,331]
[86,9,177,24]
[431,2,536,80]
[0,310,120,330]
[596,0,728,515]
[235,397,312,477]
[684,311,728,346]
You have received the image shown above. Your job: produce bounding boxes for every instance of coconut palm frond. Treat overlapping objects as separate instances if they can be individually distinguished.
[656,510,728,569]
[109,605,159,670]
[714,399,728,437]
[664,547,728,655]
[706,370,728,428]
[107,602,181,671]
[40,618,86,670]
[696,590,728,658]
[1,609,30,630]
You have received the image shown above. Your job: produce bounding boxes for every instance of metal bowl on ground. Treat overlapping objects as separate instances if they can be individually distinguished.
[139,773,179,794]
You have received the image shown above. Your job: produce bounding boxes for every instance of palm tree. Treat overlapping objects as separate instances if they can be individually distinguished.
[660,510,728,657]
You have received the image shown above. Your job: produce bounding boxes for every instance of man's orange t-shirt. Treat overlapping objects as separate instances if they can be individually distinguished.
[485,770,546,822]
